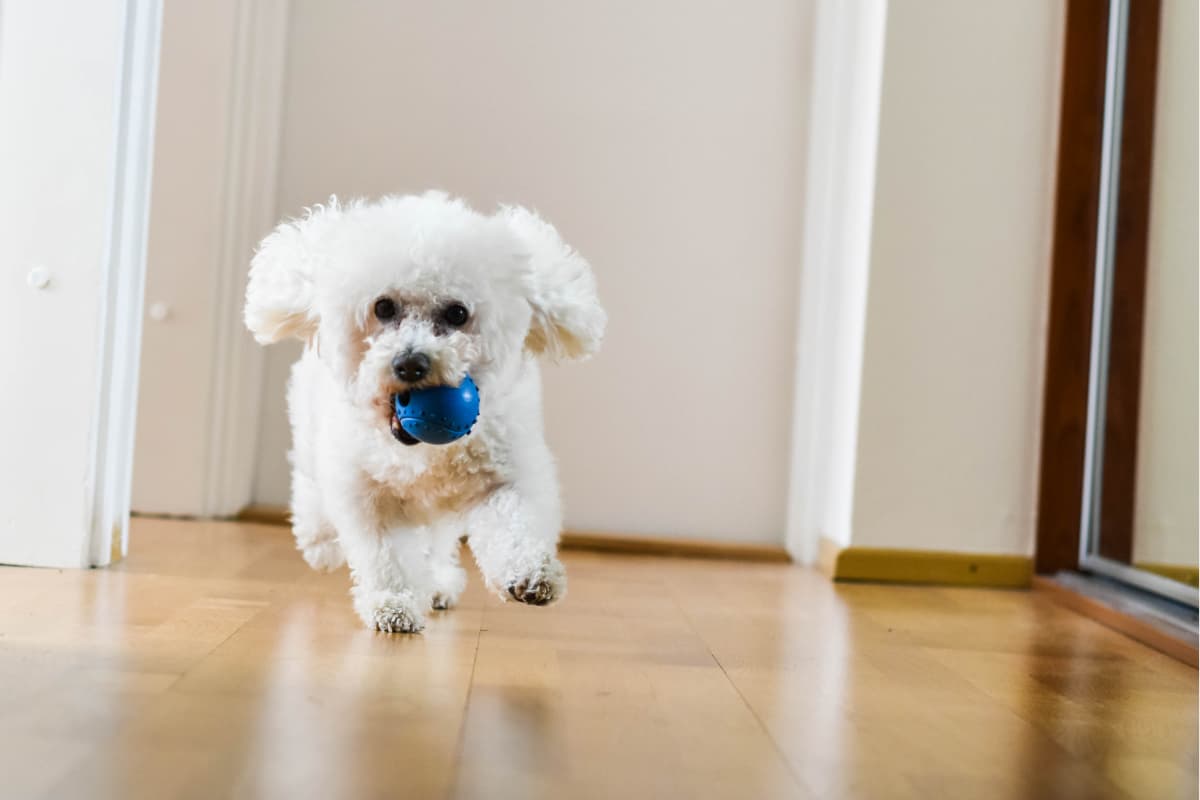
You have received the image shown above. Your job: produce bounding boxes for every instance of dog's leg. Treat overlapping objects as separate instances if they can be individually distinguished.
[344,526,433,633]
[429,523,467,611]
[286,354,344,571]
[290,468,345,571]
[465,485,566,606]
[326,490,432,633]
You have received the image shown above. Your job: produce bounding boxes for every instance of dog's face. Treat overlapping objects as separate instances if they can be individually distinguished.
[244,193,605,436]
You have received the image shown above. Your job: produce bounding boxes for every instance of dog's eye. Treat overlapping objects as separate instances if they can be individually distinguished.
[374,297,397,321]
[442,303,469,327]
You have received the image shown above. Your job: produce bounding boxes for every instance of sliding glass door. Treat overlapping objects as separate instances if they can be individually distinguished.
[1077,0,1197,607]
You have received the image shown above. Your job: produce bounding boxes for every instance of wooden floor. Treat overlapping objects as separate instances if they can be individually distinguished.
[0,520,1195,800]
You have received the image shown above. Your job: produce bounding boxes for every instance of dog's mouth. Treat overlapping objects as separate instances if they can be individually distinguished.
[388,391,419,446]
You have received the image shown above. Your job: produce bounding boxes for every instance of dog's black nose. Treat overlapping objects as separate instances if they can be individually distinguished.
[392,352,430,383]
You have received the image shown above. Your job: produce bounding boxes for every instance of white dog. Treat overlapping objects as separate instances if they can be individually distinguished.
[244,192,605,633]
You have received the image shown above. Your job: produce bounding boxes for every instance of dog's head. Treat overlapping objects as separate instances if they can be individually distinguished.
[244,192,605,435]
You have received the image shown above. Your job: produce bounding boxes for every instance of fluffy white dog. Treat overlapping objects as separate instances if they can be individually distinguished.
[244,192,605,633]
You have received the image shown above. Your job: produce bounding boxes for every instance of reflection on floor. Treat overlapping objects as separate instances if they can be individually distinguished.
[0,518,1195,799]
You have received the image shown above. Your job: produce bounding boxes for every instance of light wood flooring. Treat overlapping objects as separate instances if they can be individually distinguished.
[0,518,1195,799]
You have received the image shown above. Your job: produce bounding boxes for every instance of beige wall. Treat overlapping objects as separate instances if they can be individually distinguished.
[252,0,813,543]
[136,1,1080,558]
[848,0,1065,555]
[1133,0,1199,568]
[253,340,301,511]
[133,0,287,519]
[134,0,238,514]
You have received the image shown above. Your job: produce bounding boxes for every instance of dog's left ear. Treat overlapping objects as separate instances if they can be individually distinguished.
[501,206,606,361]
[245,202,339,344]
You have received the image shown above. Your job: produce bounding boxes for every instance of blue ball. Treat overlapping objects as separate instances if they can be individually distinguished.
[393,375,480,445]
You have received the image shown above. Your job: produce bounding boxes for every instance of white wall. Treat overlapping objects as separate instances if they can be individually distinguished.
[850,0,1064,555]
[1132,0,1198,567]
[253,0,812,543]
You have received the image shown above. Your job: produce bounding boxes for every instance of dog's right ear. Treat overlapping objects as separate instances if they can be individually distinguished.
[244,205,334,344]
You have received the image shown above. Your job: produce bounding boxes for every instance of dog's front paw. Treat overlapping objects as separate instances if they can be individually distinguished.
[373,604,424,633]
[355,591,426,634]
[299,538,346,572]
[505,558,566,606]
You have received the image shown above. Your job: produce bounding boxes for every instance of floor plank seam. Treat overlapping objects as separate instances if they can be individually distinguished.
[704,650,809,795]
[155,600,271,695]
[663,583,811,796]
[445,605,486,800]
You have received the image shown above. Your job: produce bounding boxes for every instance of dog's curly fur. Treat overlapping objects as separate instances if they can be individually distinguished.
[244,192,604,633]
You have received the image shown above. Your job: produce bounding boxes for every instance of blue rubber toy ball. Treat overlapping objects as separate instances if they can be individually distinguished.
[392,375,480,445]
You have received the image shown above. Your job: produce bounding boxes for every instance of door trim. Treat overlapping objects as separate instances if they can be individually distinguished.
[1035,0,1162,576]
[87,0,165,565]
[200,0,291,516]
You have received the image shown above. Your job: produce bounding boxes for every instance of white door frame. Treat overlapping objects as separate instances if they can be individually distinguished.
[89,0,165,565]
[0,0,161,567]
